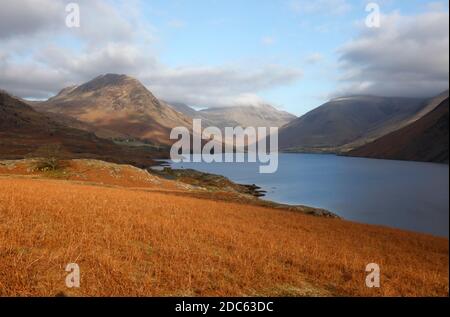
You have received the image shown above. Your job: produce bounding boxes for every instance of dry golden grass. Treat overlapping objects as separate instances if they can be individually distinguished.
[0,174,448,297]
[0,159,179,190]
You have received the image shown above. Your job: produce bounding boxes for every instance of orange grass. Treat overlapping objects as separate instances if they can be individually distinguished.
[0,159,179,190]
[0,177,448,297]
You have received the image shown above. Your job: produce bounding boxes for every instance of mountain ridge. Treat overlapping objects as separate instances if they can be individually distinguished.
[167,101,296,130]
[347,97,449,163]
[34,74,192,146]
[278,95,430,152]
[0,89,164,167]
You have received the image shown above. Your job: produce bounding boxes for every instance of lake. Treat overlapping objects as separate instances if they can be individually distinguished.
[163,153,449,237]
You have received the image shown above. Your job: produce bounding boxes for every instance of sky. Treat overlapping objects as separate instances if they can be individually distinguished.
[0,0,449,116]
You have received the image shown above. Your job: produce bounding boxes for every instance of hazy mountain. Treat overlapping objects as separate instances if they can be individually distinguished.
[400,90,449,126]
[201,104,296,129]
[0,90,163,167]
[34,74,192,146]
[167,102,296,130]
[166,101,201,119]
[278,95,428,152]
[348,97,449,163]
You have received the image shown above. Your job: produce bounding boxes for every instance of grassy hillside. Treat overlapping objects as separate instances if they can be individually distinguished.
[0,160,447,297]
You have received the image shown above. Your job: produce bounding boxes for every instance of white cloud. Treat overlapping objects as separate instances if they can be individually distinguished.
[143,64,302,107]
[0,0,302,107]
[336,10,449,98]
[0,0,64,39]
[0,0,141,45]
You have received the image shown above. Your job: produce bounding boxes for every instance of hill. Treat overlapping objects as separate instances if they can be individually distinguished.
[0,159,447,296]
[34,74,192,146]
[348,98,449,163]
[278,96,427,152]
[0,90,164,167]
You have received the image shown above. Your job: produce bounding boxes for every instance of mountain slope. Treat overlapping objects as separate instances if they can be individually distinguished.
[278,96,427,151]
[400,90,449,127]
[200,104,296,129]
[0,90,162,167]
[27,108,132,140]
[0,171,448,296]
[165,101,201,119]
[347,98,449,163]
[34,74,192,145]
[167,102,296,129]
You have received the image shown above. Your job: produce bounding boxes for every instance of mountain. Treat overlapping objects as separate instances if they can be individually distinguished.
[167,102,296,130]
[166,101,201,119]
[34,74,192,145]
[0,90,163,167]
[26,107,131,140]
[400,90,449,127]
[347,97,449,163]
[278,95,428,152]
[200,104,296,129]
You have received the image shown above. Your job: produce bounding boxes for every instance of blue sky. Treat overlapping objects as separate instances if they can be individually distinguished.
[134,0,449,114]
[0,0,449,116]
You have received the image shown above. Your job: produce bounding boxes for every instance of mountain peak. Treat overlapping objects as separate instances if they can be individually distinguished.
[35,74,192,146]
[97,73,131,83]
[74,74,139,93]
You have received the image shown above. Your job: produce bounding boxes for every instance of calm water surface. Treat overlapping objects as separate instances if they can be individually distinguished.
[164,154,449,237]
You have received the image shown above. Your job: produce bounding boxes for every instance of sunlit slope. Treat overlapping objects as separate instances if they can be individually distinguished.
[0,176,447,297]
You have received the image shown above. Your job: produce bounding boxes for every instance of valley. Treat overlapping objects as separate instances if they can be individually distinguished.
[5,73,447,166]
[1,0,448,301]
[1,73,448,297]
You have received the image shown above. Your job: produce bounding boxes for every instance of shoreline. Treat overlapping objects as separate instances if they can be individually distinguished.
[151,157,449,237]
[1,158,448,296]
[0,171,447,296]
[150,162,339,219]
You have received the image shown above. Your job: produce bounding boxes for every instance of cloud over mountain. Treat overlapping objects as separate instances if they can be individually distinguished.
[0,0,302,107]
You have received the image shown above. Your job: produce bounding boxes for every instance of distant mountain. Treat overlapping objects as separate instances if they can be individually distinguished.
[348,97,449,163]
[201,104,296,129]
[167,102,296,130]
[0,90,163,167]
[34,74,192,146]
[278,95,428,152]
[166,101,201,119]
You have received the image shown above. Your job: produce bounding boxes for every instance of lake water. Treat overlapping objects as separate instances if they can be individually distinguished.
[164,153,449,237]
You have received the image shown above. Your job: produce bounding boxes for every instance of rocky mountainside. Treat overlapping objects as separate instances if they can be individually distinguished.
[34,74,192,145]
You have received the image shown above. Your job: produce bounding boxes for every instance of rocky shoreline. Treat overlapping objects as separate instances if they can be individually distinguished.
[151,166,339,219]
